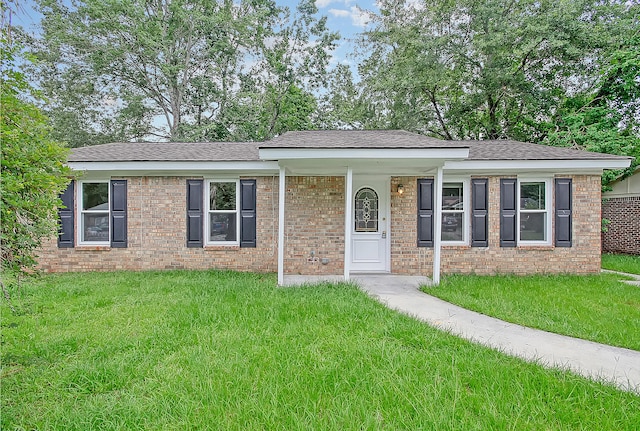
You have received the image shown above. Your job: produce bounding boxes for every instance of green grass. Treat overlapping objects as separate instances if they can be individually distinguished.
[2,270,639,430]
[424,273,640,351]
[602,253,640,275]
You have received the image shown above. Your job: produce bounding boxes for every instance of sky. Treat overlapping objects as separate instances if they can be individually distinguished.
[309,0,378,67]
[13,0,380,69]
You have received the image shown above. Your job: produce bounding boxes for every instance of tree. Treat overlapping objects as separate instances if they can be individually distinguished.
[356,0,635,141]
[1,39,72,298]
[28,0,338,144]
[316,64,372,129]
[177,0,338,142]
[543,34,640,187]
[248,0,337,140]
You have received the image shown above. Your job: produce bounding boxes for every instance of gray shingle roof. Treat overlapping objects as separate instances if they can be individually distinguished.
[464,140,627,161]
[68,142,260,162]
[265,130,628,161]
[68,130,630,162]
[263,130,459,149]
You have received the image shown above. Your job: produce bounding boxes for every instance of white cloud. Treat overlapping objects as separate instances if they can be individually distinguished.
[328,8,350,17]
[349,6,371,27]
[328,6,371,27]
[316,0,355,8]
[315,0,337,8]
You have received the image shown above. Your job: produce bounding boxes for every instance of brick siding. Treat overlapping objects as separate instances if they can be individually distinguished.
[283,176,345,275]
[38,176,279,272]
[39,174,604,276]
[602,196,640,255]
[390,175,603,275]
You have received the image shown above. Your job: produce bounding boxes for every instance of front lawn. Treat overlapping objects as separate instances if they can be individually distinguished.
[2,270,638,430]
[424,273,640,351]
[602,253,640,275]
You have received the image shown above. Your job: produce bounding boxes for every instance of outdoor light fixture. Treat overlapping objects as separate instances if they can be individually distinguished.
[397,184,404,195]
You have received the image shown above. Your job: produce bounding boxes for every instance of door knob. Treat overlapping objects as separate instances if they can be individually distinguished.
[381,231,387,238]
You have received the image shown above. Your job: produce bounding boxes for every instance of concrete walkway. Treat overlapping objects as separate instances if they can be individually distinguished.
[602,269,640,286]
[353,275,640,393]
[283,274,640,393]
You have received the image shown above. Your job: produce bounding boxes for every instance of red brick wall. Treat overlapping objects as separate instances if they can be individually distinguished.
[602,196,640,255]
[39,173,605,276]
[390,177,431,275]
[283,176,345,275]
[38,176,279,273]
[389,175,603,275]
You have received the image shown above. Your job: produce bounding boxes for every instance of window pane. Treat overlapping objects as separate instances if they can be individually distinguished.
[82,213,109,242]
[355,188,378,232]
[442,183,463,210]
[209,213,237,242]
[520,182,545,210]
[520,212,546,241]
[210,182,236,211]
[83,183,109,211]
[442,212,463,241]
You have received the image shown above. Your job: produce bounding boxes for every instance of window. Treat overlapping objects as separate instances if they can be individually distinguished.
[441,182,466,242]
[207,180,239,244]
[355,187,378,232]
[518,180,551,243]
[79,181,109,244]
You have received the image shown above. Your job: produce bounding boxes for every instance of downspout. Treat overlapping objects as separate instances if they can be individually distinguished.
[433,166,444,285]
[277,166,286,285]
[344,166,353,281]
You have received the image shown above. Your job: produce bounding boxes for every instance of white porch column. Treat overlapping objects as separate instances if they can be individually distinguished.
[344,166,353,281]
[432,166,444,285]
[277,166,286,285]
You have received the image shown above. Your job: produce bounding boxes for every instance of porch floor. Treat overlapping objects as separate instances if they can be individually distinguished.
[281,274,432,289]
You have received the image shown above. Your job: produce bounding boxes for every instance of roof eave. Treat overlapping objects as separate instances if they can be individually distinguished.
[444,158,632,173]
[258,147,470,160]
[68,160,281,177]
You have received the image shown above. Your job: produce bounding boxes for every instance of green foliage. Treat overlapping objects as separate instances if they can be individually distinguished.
[425,273,640,350]
[28,0,337,143]
[543,35,640,187]
[1,39,72,284]
[355,0,635,143]
[2,270,639,429]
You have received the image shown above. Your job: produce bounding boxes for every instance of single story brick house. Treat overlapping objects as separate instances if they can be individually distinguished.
[38,130,631,284]
[602,167,640,255]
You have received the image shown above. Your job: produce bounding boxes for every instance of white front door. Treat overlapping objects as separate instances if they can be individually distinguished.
[350,177,389,272]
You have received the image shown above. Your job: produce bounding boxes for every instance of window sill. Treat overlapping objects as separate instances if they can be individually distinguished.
[204,245,240,251]
[441,244,471,250]
[516,244,554,251]
[75,245,111,251]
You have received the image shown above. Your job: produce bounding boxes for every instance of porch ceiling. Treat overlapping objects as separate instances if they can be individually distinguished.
[276,158,443,175]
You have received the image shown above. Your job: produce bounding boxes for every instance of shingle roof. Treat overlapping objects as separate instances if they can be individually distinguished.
[263,130,458,149]
[265,130,628,161]
[68,142,260,162]
[464,140,627,161]
[68,130,630,162]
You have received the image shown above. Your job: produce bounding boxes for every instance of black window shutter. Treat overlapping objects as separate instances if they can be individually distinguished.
[240,179,257,248]
[555,178,572,247]
[500,178,517,247]
[58,180,75,248]
[110,180,128,248]
[471,178,488,247]
[186,179,204,248]
[417,178,434,247]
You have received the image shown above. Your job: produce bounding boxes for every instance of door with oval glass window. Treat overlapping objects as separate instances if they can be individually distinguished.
[351,177,389,272]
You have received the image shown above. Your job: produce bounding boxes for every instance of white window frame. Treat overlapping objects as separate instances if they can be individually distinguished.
[78,180,110,246]
[206,179,240,246]
[517,178,552,246]
[441,177,469,245]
